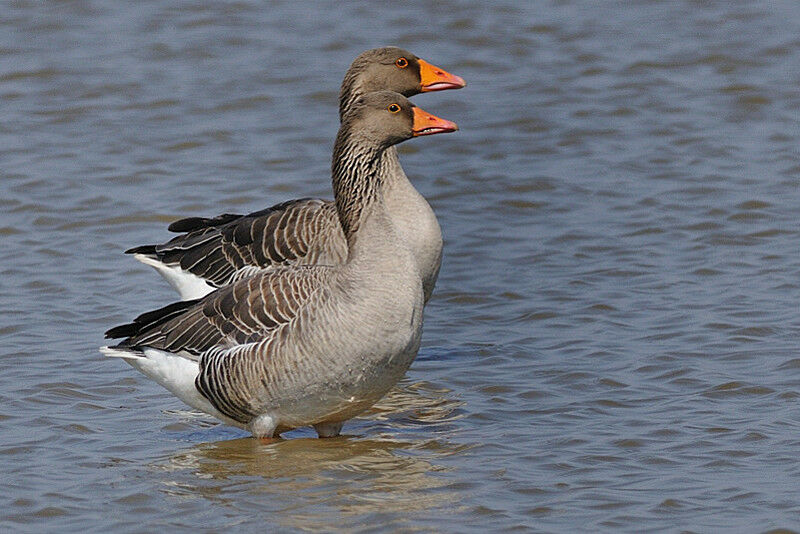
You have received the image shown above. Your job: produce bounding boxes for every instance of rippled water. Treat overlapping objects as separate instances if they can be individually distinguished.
[3,1,800,531]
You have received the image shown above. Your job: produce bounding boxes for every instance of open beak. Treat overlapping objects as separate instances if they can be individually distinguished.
[418,59,466,92]
[412,107,458,137]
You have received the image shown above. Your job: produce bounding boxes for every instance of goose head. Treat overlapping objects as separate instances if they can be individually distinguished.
[342,90,459,149]
[340,47,466,118]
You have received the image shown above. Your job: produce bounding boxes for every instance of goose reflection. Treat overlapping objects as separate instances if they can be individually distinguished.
[156,437,469,528]
[150,380,470,527]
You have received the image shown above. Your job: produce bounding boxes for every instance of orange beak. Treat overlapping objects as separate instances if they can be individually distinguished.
[418,59,466,92]
[412,107,458,137]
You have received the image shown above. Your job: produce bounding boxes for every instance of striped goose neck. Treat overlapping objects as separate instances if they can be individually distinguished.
[331,130,391,243]
[339,71,365,121]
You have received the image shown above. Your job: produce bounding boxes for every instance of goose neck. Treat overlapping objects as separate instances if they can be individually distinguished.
[331,133,391,245]
[338,78,363,122]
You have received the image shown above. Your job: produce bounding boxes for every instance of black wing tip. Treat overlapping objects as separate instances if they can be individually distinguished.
[105,323,137,339]
[135,298,199,323]
[125,244,157,255]
[167,217,207,233]
[104,298,202,340]
[168,213,243,233]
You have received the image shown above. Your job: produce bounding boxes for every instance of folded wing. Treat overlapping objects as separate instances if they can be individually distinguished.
[126,198,346,291]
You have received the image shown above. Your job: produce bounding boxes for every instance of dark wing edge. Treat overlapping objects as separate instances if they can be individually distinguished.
[123,198,330,288]
[105,299,200,340]
[103,265,329,358]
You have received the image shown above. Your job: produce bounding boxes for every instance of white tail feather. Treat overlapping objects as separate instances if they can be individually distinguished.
[100,346,145,360]
[101,345,229,424]
[132,253,215,300]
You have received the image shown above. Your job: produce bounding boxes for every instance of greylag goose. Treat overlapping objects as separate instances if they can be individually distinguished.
[127,47,465,303]
[101,91,458,439]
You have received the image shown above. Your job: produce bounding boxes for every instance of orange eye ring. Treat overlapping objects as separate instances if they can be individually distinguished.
[395,57,409,68]
[387,104,401,113]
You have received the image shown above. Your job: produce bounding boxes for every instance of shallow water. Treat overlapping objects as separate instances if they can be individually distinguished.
[2,0,800,531]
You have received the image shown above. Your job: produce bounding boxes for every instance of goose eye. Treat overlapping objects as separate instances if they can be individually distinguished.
[387,104,401,113]
[395,57,408,68]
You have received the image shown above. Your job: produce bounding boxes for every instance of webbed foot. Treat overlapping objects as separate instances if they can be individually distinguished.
[314,421,343,438]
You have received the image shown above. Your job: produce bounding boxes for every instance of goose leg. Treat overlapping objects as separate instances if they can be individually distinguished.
[314,421,344,438]
[250,413,278,439]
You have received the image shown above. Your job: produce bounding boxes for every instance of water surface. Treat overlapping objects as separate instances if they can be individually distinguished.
[2,1,800,531]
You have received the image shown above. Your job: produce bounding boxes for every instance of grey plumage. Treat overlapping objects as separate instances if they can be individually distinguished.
[127,47,461,302]
[104,92,458,438]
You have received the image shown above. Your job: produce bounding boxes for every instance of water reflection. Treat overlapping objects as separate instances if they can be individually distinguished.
[150,379,469,528]
[156,436,464,528]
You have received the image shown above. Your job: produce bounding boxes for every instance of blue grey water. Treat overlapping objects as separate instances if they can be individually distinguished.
[2,0,799,531]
